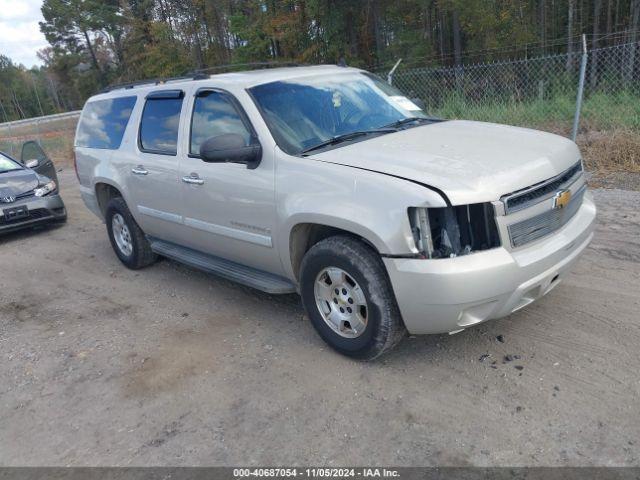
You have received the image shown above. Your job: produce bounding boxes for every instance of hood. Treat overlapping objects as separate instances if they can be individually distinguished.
[312,120,581,205]
[0,168,39,198]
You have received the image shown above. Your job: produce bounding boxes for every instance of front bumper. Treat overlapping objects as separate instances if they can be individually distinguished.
[384,192,596,335]
[0,193,67,235]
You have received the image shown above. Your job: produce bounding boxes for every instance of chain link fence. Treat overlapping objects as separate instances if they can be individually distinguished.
[380,40,640,139]
[580,42,640,132]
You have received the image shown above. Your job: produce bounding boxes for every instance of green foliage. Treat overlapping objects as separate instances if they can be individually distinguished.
[582,91,640,130]
[0,55,51,121]
[229,12,272,62]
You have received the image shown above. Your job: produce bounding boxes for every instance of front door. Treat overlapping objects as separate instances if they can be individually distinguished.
[177,89,281,275]
[21,141,57,183]
[126,89,185,243]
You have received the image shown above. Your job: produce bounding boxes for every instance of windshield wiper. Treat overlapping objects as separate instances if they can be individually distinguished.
[301,128,396,155]
[382,117,437,129]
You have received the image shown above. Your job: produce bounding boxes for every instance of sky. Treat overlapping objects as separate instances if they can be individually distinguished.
[0,0,47,68]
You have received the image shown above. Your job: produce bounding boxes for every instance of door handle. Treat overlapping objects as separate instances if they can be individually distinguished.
[131,165,148,175]
[182,173,204,185]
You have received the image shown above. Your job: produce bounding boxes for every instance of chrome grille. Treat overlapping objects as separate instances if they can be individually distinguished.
[508,185,586,247]
[503,162,583,214]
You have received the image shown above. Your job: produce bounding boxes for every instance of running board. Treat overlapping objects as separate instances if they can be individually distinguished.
[149,238,296,294]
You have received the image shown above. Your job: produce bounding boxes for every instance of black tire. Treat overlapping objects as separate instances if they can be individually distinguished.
[299,235,407,360]
[105,197,157,269]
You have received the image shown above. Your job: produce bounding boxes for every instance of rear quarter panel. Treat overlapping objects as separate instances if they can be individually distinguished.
[74,92,144,221]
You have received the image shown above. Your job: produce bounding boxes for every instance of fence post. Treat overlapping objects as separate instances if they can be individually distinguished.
[571,34,588,141]
[387,59,402,85]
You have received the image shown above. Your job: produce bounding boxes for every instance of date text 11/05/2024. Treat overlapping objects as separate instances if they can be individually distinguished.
[233,468,400,478]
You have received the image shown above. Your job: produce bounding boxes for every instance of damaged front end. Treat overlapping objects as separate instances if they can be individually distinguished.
[409,203,501,258]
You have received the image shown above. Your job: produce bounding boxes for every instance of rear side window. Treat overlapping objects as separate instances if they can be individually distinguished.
[139,90,184,155]
[76,96,137,149]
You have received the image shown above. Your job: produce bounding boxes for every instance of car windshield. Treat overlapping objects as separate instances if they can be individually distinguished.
[0,152,22,173]
[249,72,429,155]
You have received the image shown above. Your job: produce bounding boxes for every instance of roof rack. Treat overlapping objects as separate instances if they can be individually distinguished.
[100,62,308,93]
[191,61,307,75]
[100,73,209,93]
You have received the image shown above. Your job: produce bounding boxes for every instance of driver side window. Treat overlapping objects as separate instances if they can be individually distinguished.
[21,141,48,165]
[189,91,252,156]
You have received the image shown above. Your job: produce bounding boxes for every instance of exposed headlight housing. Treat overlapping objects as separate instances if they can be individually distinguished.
[409,203,501,258]
[34,180,57,197]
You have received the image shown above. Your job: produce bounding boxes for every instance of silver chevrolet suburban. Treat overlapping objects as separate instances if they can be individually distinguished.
[75,65,596,359]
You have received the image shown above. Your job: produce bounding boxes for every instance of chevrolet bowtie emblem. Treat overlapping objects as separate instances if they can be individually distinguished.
[552,189,571,210]
[1,196,16,204]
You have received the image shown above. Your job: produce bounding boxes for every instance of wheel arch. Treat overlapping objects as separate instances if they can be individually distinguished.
[94,180,124,217]
[286,218,384,282]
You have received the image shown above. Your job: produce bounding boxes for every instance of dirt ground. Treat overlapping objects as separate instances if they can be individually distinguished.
[1,169,639,467]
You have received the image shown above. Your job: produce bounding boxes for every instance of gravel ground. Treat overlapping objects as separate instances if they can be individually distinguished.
[1,170,639,467]
[588,171,640,191]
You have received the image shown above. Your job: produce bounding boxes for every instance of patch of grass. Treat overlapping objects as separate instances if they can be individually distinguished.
[431,93,577,131]
[429,90,640,134]
[581,91,640,131]
[578,128,640,173]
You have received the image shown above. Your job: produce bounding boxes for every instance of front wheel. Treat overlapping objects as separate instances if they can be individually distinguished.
[299,235,406,360]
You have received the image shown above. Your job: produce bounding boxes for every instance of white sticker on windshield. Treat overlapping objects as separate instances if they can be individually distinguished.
[390,95,422,111]
[332,91,342,107]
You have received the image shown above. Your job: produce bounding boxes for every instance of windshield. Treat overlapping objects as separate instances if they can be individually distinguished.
[249,72,428,155]
[0,152,22,173]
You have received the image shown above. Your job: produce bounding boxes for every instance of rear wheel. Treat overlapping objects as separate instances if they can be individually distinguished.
[299,235,406,360]
[105,197,157,269]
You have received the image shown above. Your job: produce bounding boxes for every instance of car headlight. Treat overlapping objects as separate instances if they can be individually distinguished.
[34,180,57,197]
[409,204,501,258]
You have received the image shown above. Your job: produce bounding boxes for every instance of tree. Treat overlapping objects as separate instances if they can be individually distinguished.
[626,0,639,82]
[0,55,61,121]
[566,0,575,68]
[39,0,123,86]
[590,0,603,87]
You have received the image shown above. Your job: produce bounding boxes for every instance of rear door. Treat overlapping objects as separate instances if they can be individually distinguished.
[20,141,58,183]
[125,89,186,243]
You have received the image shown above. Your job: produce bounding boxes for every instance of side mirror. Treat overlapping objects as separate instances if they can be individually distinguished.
[411,97,426,110]
[200,133,262,169]
[25,159,39,169]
